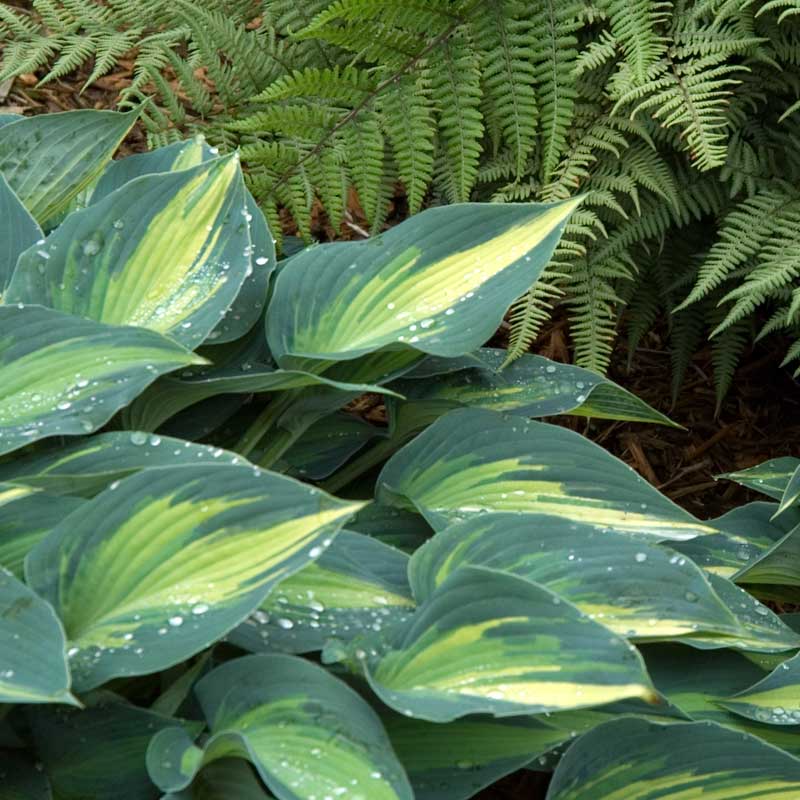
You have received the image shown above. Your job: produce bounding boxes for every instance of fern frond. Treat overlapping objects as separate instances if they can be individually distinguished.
[429,30,483,202]
[504,267,565,363]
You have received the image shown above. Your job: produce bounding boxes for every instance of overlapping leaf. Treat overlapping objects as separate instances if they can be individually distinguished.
[720,651,800,725]
[0,484,83,577]
[6,156,250,349]
[0,432,252,497]
[28,701,202,800]
[390,349,676,428]
[267,200,580,365]
[354,566,656,722]
[378,408,714,537]
[0,174,41,294]
[147,654,413,800]
[89,136,276,343]
[546,718,800,799]
[0,109,137,227]
[0,568,72,705]
[231,530,414,654]
[26,464,361,690]
[409,513,740,639]
[0,305,202,457]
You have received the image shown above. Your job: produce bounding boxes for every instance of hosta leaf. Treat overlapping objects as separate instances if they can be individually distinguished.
[0,305,201,457]
[0,174,42,294]
[0,568,73,704]
[267,200,580,365]
[0,114,24,129]
[409,513,740,639]
[385,697,686,800]
[645,643,800,758]
[282,413,384,480]
[162,760,274,800]
[720,651,800,725]
[675,573,800,653]
[28,701,202,800]
[230,530,414,654]
[90,137,275,344]
[91,138,208,202]
[734,524,800,586]
[147,654,413,800]
[780,466,800,514]
[6,156,250,349]
[0,109,137,227]
[0,751,52,800]
[723,457,800,502]
[390,349,676,428]
[0,432,250,497]
[384,714,574,800]
[123,363,399,434]
[378,408,714,537]
[355,566,656,722]
[26,464,361,691]
[0,484,83,577]
[546,718,800,800]
[347,504,433,552]
[672,502,790,578]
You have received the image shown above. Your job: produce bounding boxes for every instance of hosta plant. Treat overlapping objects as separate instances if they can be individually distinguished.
[1,109,800,800]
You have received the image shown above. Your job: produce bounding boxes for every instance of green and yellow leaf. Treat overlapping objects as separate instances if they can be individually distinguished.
[0,305,202,457]
[267,200,580,365]
[26,464,361,691]
[147,653,413,800]
[0,109,137,227]
[378,408,715,537]
[6,156,250,349]
[231,530,414,654]
[409,513,740,639]
[720,651,800,725]
[546,718,800,800]
[356,566,656,722]
[0,483,83,577]
[0,431,252,497]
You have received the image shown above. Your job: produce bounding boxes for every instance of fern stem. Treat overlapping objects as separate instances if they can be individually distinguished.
[267,0,480,200]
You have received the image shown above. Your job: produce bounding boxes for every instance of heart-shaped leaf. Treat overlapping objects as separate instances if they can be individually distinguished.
[6,156,250,349]
[267,200,580,365]
[26,464,361,690]
[0,174,42,294]
[353,566,656,722]
[378,408,714,537]
[0,109,137,227]
[147,653,413,800]
[409,513,740,639]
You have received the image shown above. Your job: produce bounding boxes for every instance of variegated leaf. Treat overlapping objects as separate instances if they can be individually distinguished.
[547,718,800,799]
[378,408,714,537]
[353,566,656,722]
[26,465,361,690]
[0,305,202,457]
[231,530,414,654]
[147,654,413,800]
[267,200,580,365]
[409,513,740,639]
[0,109,137,227]
[6,156,250,348]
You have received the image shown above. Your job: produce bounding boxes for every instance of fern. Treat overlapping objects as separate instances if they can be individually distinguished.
[4,0,800,397]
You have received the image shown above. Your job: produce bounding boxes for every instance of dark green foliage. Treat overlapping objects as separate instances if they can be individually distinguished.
[3,0,800,398]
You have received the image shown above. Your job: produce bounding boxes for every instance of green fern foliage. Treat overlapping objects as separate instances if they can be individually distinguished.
[3,0,800,396]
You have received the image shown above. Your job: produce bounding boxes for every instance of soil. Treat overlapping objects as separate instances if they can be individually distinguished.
[4,66,800,800]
